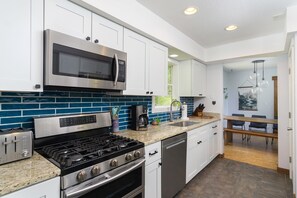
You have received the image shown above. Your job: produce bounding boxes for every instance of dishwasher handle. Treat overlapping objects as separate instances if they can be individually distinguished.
[165,140,186,150]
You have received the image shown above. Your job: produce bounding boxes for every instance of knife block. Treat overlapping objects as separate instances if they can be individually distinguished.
[193,107,204,117]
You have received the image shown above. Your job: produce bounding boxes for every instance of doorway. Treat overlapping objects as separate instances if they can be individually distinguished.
[223,58,278,170]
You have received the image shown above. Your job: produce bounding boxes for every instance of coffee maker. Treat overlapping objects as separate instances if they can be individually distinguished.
[131,105,148,131]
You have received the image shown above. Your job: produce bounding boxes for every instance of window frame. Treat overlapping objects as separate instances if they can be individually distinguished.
[152,58,180,113]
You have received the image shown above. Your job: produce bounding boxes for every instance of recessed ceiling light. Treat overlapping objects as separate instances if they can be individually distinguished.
[225,25,238,31]
[169,54,179,58]
[184,7,198,15]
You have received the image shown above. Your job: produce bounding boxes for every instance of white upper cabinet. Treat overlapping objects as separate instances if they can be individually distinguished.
[123,28,168,96]
[45,0,123,50]
[179,60,207,97]
[123,28,149,95]
[92,13,123,50]
[148,41,168,96]
[45,0,92,40]
[0,0,43,92]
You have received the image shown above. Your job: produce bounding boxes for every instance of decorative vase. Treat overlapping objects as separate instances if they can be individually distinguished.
[112,116,119,132]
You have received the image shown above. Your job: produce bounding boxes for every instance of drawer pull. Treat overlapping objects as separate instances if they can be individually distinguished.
[149,150,158,156]
[197,141,202,144]
[212,125,218,128]
[214,132,217,135]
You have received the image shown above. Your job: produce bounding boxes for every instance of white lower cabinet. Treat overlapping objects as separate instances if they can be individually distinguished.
[186,122,220,183]
[145,142,161,198]
[3,177,60,198]
[209,122,219,161]
[145,159,162,198]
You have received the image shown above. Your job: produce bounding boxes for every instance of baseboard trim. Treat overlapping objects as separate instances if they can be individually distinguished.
[277,167,289,175]
[218,153,224,158]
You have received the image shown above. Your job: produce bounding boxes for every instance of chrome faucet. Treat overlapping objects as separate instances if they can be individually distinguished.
[170,99,181,122]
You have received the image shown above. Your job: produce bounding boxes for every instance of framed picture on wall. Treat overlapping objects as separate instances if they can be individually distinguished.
[238,86,257,111]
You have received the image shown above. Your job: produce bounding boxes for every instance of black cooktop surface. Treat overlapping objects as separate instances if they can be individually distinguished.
[35,133,144,175]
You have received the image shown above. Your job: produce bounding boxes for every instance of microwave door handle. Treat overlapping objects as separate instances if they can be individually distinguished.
[64,158,145,198]
[114,53,119,86]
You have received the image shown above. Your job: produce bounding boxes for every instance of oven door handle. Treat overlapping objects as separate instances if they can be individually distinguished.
[114,53,119,86]
[64,158,145,198]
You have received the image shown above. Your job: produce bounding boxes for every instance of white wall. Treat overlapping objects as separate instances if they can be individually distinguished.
[206,33,286,63]
[287,6,297,34]
[224,67,277,133]
[277,56,289,169]
[194,65,224,154]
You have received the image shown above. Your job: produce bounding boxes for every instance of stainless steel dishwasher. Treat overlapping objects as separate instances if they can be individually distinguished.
[161,133,187,198]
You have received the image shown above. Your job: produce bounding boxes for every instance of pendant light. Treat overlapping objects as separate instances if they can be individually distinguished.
[250,60,268,93]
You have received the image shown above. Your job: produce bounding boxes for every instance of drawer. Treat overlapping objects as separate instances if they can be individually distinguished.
[145,141,161,165]
[187,124,209,137]
[210,122,219,132]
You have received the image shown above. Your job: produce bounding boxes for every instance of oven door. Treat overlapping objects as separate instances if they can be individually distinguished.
[62,158,145,198]
[44,29,126,90]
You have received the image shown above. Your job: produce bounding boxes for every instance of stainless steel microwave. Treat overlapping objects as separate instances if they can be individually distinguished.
[44,30,127,91]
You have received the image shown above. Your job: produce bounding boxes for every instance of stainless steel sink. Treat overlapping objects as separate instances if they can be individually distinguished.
[169,121,199,127]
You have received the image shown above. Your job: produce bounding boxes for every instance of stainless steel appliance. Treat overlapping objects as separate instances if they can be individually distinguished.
[44,30,127,91]
[0,129,33,165]
[34,112,145,198]
[131,105,148,131]
[161,133,187,198]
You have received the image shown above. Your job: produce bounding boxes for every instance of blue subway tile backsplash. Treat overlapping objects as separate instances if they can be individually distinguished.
[0,91,194,131]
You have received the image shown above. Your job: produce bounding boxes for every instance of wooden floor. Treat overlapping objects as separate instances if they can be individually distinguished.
[177,158,293,198]
[224,134,278,170]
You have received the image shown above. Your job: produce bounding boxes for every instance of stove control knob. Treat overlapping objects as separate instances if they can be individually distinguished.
[125,153,133,161]
[77,170,87,182]
[91,165,100,176]
[134,151,141,158]
[110,159,118,167]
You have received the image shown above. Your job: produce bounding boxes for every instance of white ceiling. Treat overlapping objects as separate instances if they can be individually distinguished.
[137,0,297,48]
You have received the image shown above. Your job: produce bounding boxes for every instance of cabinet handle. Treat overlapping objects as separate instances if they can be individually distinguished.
[159,162,162,166]
[212,125,217,128]
[214,132,217,135]
[86,36,91,41]
[94,39,99,43]
[35,84,41,89]
[197,141,202,144]
[146,91,149,94]
[149,150,158,156]
[150,91,153,94]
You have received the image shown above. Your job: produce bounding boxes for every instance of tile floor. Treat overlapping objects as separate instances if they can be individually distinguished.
[176,158,293,198]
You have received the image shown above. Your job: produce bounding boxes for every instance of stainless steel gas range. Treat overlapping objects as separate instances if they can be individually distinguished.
[34,112,145,198]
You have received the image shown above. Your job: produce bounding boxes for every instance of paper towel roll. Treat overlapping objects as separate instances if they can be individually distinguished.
[181,103,189,120]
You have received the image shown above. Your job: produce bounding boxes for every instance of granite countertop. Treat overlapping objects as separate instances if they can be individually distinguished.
[117,113,221,145]
[0,152,60,196]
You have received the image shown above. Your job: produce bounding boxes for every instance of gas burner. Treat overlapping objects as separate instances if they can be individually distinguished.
[70,154,83,162]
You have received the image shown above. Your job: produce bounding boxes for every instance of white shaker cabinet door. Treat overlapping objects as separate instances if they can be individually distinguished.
[145,159,162,198]
[2,177,60,198]
[148,41,168,96]
[45,0,92,40]
[123,28,149,95]
[92,13,123,50]
[186,131,200,183]
[0,0,43,92]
